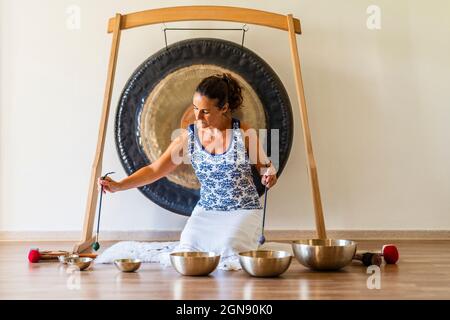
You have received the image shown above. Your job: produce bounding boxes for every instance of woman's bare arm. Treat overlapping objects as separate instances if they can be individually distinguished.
[99,129,189,193]
[240,122,278,188]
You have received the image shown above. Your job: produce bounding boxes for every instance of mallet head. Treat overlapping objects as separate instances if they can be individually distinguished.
[382,244,399,264]
[92,242,100,251]
[258,234,266,245]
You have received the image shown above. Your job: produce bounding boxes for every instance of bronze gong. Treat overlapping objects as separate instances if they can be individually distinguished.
[115,38,293,216]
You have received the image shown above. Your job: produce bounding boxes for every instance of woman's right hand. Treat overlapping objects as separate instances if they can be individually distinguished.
[97,176,122,194]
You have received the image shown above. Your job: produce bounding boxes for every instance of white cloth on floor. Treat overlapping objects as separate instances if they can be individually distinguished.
[96,204,266,270]
[94,241,178,265]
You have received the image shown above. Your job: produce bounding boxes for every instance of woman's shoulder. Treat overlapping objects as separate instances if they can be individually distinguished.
[185,122,197,135]
[172,126,191,145]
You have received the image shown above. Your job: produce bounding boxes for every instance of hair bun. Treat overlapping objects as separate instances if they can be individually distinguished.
[222,73,243,112]
[195,73,243,112]
[221,74,230,83]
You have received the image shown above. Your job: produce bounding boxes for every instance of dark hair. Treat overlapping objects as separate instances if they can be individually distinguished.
[195,73,243,112]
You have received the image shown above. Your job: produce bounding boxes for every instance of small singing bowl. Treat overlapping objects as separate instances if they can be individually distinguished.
[170,252,220,276]
[292,239,357,271]
[58,254,79,264]
[239,250,292,277]
[66,257,94,271]
[114,259,142,272]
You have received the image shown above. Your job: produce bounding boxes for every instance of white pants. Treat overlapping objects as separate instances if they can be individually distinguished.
[178,204,263,261]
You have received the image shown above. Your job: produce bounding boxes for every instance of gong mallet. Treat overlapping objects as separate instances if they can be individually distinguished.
[258,187,269,245]
[353,244,399,266]
[92,171,115,251]
[366,244,399,264]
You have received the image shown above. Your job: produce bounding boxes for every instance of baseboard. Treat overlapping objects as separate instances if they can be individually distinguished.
[1,230,450,241]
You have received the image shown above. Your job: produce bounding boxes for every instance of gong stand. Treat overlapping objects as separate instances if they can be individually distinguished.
[73,5,327,253]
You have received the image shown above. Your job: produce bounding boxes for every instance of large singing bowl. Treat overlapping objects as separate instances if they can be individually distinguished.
[292,239,357,271]
[115,38,294,216]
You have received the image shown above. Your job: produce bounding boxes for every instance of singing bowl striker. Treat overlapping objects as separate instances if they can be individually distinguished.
[239,250,292,277]
[292,239,357,271]
[170,252,220,276]
[115,38,294,216]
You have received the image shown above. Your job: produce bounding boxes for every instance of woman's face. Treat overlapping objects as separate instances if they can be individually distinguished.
[193,92,228,129]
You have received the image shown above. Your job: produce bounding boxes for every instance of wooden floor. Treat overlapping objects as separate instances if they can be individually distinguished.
[1,240,449,300]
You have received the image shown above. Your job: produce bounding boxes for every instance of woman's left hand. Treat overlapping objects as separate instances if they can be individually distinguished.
[260,163,277,189]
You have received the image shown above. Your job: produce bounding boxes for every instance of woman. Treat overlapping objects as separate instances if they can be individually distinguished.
[98,73,277,267]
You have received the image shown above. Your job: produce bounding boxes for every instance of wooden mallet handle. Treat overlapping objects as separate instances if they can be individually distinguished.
[39,250,97,260]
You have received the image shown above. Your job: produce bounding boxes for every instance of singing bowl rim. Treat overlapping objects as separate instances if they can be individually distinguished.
[238,250,292,259]
[114,258,142,263]
[170,251,220,258]
[58,254,79,264]
[238,250,292,277]
[291,239,357,271]
[292,239,357,247]
[67,257,93,263]
[66,257,94,270]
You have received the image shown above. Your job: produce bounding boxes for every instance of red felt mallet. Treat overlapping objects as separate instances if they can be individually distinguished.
[382,244,399,264]
[27,249,97,263]
[28,249,68,263]
[28,248,41,263]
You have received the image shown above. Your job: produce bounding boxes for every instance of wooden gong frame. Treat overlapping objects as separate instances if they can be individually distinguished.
[73,5,327,253]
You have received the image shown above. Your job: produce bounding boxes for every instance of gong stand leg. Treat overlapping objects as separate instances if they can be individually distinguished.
[287,14,327,239]
[73,14,123,253]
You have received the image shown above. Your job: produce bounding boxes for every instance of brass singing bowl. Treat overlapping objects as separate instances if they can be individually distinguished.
[170,252,220,276]
[239,250,292,277]
[292,239,357,271]
[114,259,142,272]
[66,257,93,271]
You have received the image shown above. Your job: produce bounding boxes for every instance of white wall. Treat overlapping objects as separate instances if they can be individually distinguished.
[1,0,449,233]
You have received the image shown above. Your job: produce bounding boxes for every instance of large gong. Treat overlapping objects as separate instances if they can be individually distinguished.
[115,38,293,216]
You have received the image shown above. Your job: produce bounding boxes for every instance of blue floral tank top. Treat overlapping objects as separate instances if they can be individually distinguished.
[188,118,263,211]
